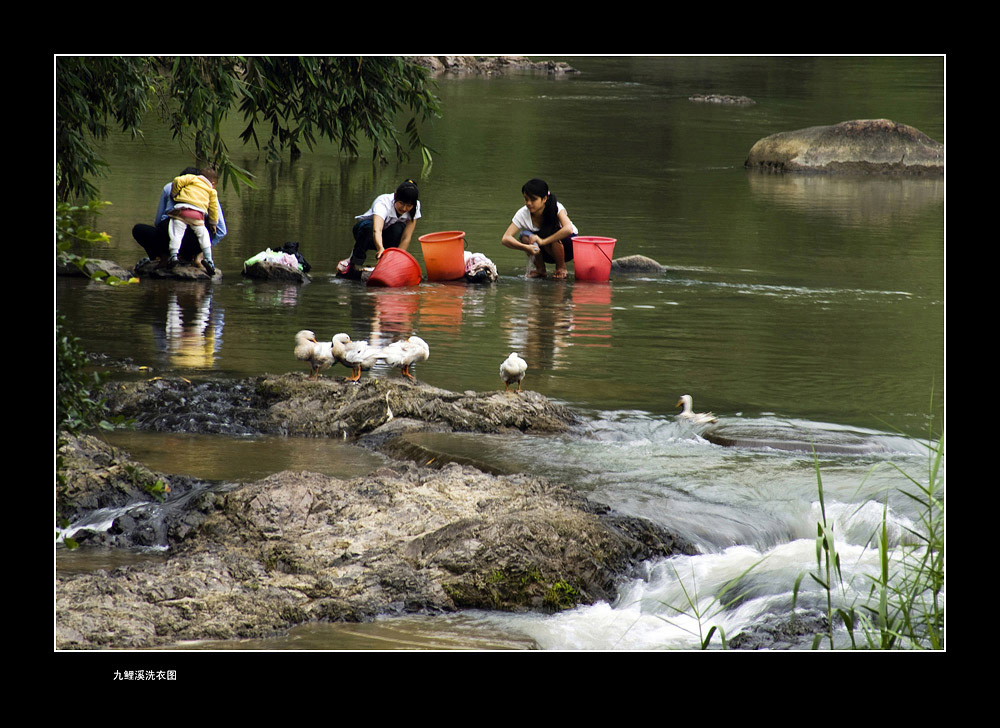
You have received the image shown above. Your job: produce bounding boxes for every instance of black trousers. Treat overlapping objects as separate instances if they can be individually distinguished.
[350,218,407,266]
[133,218,205,260]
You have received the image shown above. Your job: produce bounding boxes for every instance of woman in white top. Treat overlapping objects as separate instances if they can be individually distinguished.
[340,179,421,279]
[501,178,577,279]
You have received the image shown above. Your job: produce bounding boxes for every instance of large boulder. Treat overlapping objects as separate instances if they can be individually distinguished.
[745,119,943,175]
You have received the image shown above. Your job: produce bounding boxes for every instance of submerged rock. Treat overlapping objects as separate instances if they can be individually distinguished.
[56,434,695,649]
[745,119,943,175]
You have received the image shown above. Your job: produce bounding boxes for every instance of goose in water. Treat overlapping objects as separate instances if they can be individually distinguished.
[294,330,334,381]
[382,335,430,380]
[500,352,527,393]
[676,394,718,425]
[332,333,383,382]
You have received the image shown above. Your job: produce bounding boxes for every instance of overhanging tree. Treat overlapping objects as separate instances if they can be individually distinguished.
[55,55,441,202]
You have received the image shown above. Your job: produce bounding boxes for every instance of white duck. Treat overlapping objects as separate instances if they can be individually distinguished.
[332,333,383,382]
[294,329,334,381]
[382,335,429,380]
[500,352,527,393]
[676,394,718,425]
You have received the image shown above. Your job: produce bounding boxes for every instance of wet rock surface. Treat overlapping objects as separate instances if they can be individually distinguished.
[745,119,943,175]
[58,377,698,649]
[56,431,695,649]
[728,610,830,650]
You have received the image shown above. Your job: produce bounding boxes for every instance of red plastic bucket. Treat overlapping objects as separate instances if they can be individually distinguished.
[419,231,466,281]
[573,236,616,281]
[367,248,422,287]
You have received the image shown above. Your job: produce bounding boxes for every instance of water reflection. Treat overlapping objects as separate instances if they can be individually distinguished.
[745,173,943,223]
[154,283,224,370]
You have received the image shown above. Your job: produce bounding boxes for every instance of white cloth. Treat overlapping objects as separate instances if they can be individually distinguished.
[511,201,577,235]
[355,193,421,226]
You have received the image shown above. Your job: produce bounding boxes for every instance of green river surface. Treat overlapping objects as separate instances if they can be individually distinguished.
[56,56,945,650]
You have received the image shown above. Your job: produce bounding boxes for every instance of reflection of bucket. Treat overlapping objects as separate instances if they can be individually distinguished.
[419,231,466,281]
[367,248,422,287]
[573,236,616,281]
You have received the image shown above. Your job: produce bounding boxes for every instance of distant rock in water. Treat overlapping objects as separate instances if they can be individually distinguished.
[745,119,943,175]
[689,94,755,105]
[410,56,578,75]
[610,255,668,274]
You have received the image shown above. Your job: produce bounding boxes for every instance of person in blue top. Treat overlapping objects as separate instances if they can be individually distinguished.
[132,167,228,270]
[337,180,420,280]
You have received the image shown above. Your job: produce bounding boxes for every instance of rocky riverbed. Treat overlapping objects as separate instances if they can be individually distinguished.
[56,375,696,649]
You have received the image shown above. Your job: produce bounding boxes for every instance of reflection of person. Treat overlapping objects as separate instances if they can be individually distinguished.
[501,178,577,279]
[132,167,228,271]
[167,168,219,275]
[339,180,421,280]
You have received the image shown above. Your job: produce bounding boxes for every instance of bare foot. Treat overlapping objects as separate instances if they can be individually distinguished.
[552,268,568,280]
[526,270,547,279]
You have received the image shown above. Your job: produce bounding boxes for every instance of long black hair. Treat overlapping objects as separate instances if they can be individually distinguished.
[522,178,560,236]
[394,179,420,207]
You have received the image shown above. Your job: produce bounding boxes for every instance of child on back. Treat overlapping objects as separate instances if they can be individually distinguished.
[167,168,219,276]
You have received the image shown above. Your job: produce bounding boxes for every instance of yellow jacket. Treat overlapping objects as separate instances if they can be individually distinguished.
[171,174,219,226]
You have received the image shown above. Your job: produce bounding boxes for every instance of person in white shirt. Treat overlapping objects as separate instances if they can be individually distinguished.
[339,180,421,280]
[501,178,577,279]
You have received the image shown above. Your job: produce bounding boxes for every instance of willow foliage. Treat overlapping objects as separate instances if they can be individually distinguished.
[55,56,441,202]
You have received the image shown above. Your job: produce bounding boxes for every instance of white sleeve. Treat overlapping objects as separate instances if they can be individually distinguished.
[511,206,532,231]
[372,194,395,221]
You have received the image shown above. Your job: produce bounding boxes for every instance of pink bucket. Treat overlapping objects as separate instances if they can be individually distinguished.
[573,236,616,281]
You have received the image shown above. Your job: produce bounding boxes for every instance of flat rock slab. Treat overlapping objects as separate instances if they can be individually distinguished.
[132,258,222,281]
[745,119,943,175]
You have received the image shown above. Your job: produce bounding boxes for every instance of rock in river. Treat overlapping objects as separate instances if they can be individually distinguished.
[745,119,943,175]
[56,431,695,649]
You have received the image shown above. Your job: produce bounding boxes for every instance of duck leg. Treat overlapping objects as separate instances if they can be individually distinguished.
[401,364,416,381]
[346,366,362,382]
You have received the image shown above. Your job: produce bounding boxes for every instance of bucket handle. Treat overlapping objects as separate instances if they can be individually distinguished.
[577,236,614,265]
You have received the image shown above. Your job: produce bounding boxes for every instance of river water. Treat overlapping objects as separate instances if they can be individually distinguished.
[56,55,945,650]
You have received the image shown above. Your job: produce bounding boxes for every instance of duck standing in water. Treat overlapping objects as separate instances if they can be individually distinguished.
[500,352,527,393]
[294,330,334,381]
[382,335,429,380]
[332,333,383,382]
[676,394,718,425]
